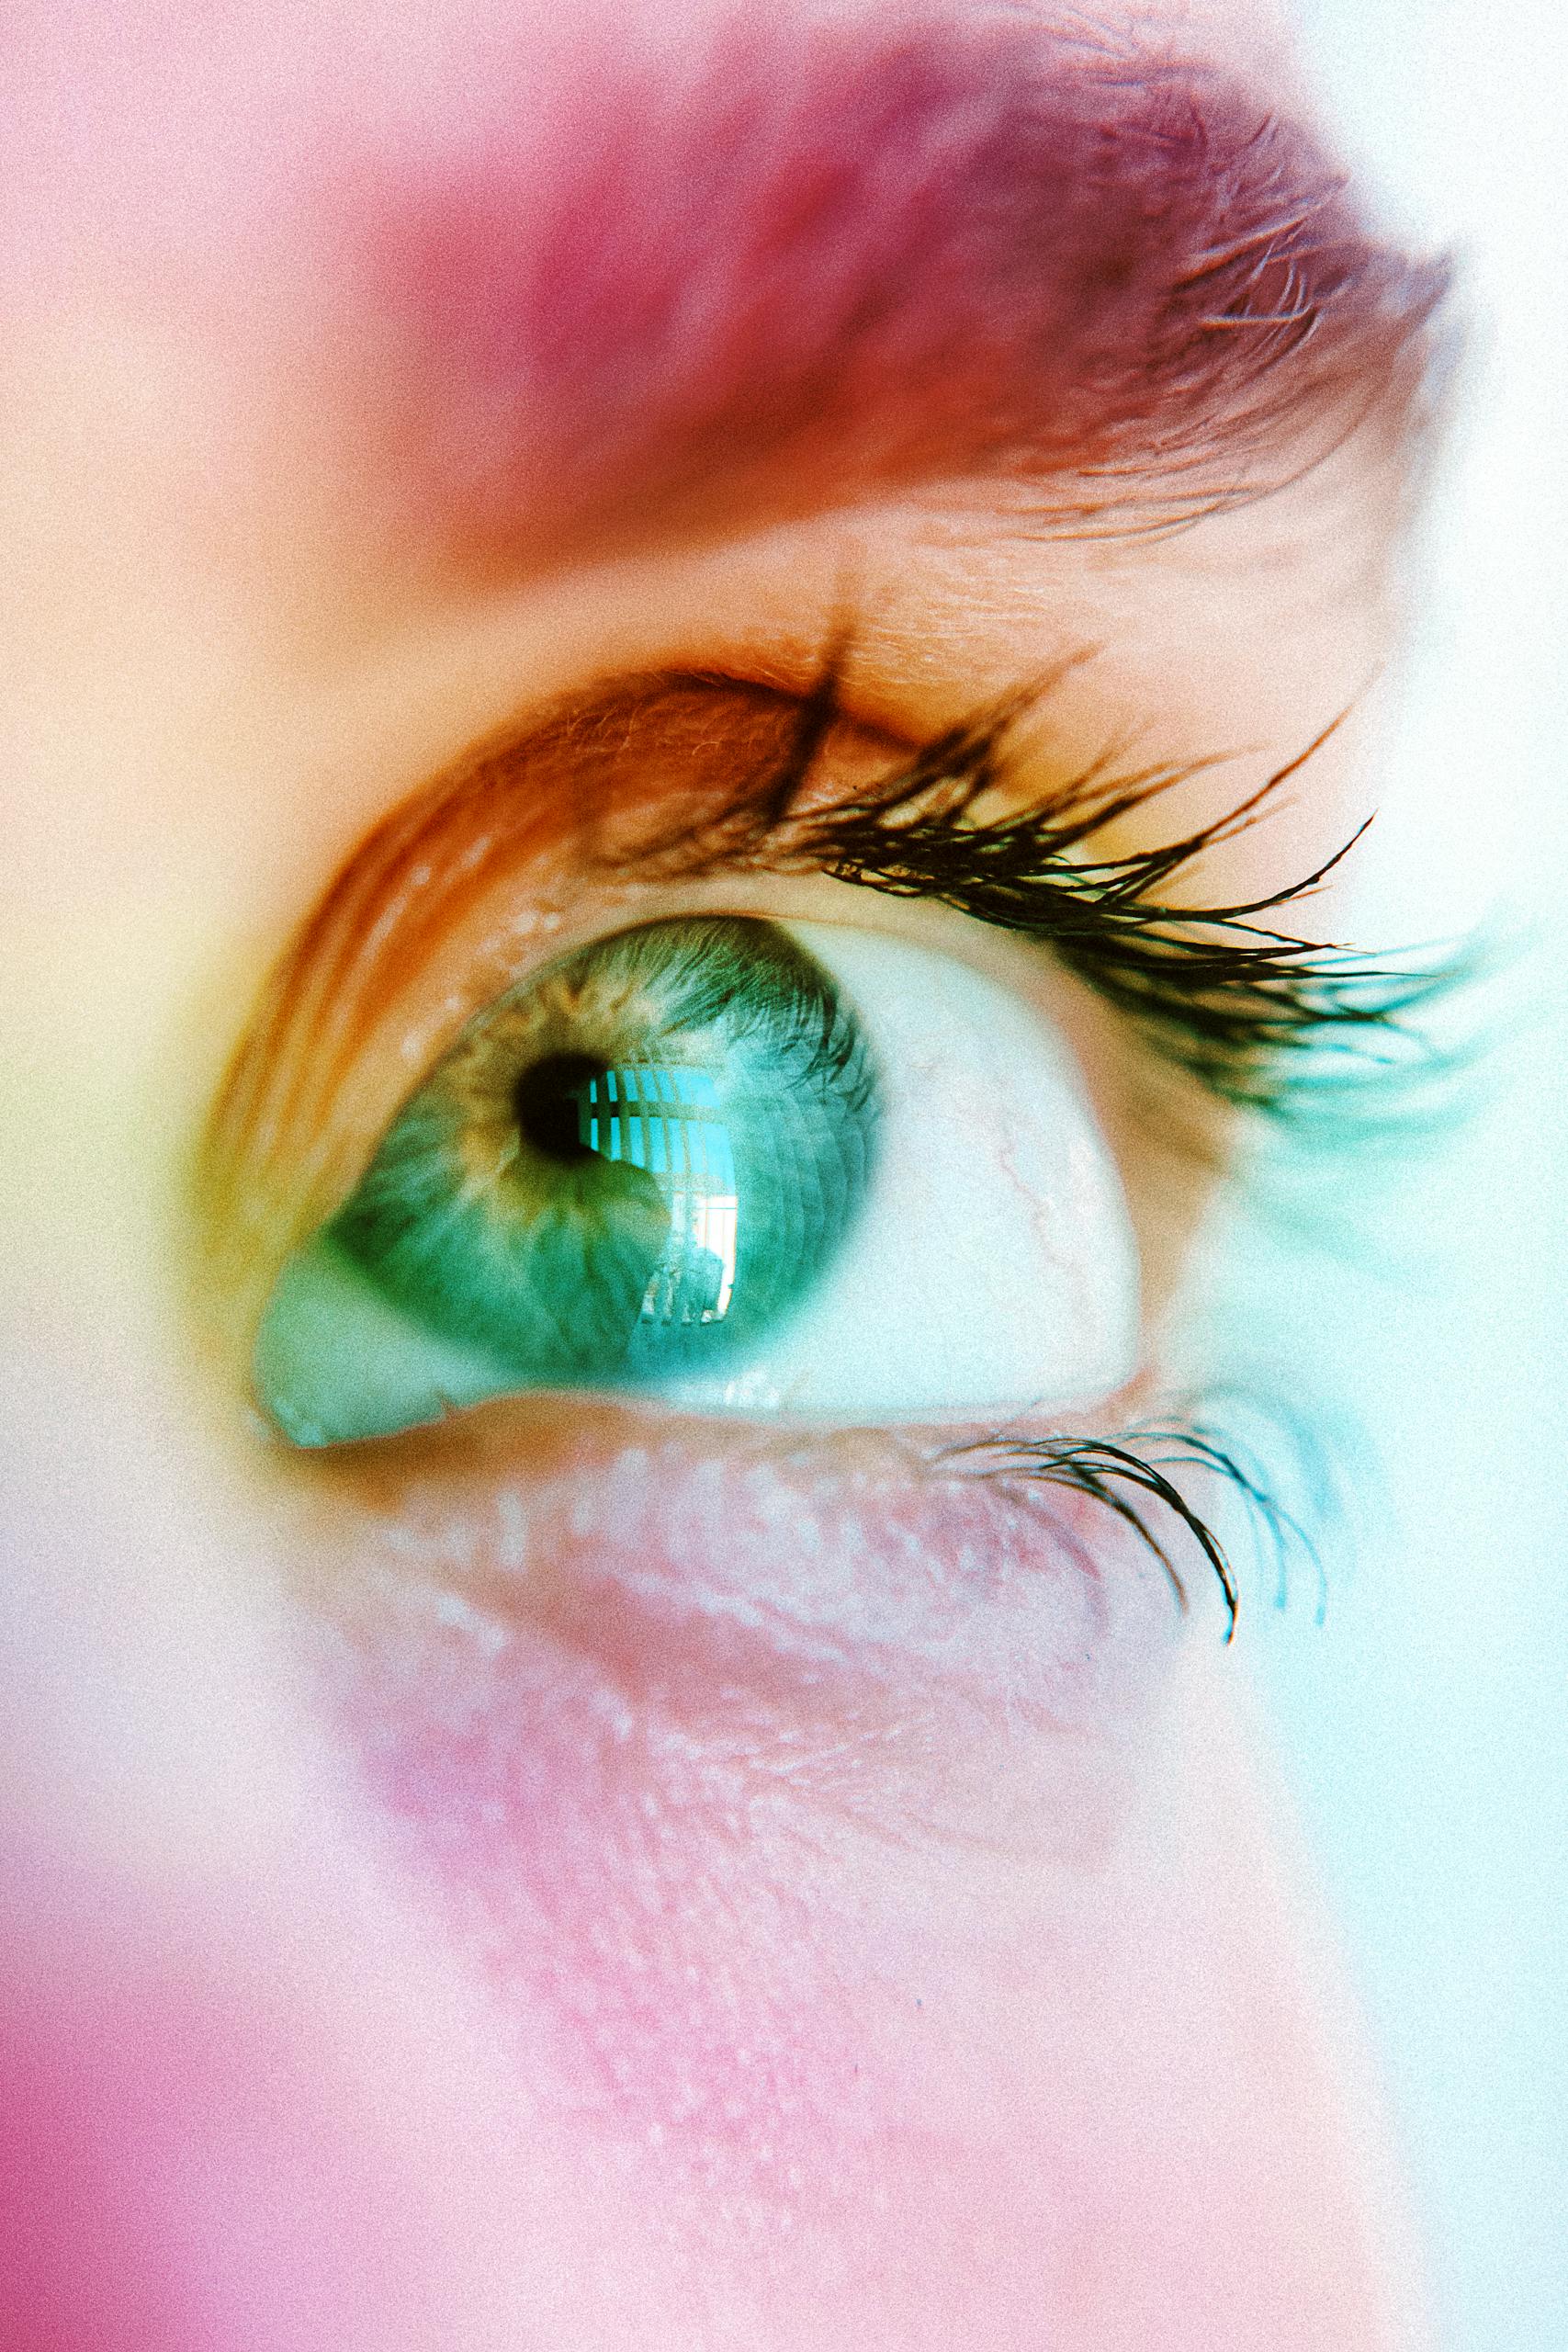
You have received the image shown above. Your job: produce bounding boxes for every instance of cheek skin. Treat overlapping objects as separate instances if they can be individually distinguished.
[0,1303,1418,2350]
[304,1595,1409,2348]
[268,1406,1415,2350]
[288,1414,1189,2192]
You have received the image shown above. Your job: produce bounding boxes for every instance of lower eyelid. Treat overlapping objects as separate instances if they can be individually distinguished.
[276,1418,1227,1970]
[288,1396,1193,1742]
[288,1415,1198,2176]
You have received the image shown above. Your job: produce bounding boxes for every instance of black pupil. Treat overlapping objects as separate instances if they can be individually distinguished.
[514,1053,609,1163]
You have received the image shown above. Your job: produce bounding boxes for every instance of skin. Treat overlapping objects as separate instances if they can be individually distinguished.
[0,2,1440,2346]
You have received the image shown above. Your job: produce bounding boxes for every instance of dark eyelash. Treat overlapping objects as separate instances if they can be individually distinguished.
[658,660,1452,1114]
[943,1395,1334,1642]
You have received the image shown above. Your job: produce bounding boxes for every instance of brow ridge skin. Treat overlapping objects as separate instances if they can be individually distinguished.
[331,6,1450,569]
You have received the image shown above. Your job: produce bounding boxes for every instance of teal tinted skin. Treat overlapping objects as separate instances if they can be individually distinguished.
[254,919,881,1444]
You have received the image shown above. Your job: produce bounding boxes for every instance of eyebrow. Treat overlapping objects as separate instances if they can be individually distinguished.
[332,8,1449,567]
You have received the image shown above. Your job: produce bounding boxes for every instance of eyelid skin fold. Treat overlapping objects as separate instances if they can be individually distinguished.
[204,677,816,1238]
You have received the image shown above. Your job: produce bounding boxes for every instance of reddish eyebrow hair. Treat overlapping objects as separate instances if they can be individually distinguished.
[333,9,1448,567]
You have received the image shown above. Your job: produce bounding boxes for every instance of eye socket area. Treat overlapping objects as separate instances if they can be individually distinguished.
[250,910,1141,1446]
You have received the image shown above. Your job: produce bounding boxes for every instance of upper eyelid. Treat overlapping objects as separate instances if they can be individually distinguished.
[593,665,1446,1116]
[202,661,1441,1271]
[205,661,1078,1195]
[203,677,825,1234]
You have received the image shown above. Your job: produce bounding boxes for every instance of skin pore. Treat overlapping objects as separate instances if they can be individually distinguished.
[0,2,1445,2346]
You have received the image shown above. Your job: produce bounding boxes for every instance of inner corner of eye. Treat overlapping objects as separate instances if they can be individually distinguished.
[250,912,1141,1449]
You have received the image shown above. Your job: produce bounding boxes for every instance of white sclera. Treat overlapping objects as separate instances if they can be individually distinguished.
[254,918,1143,1442]
[653,921,1140,1420]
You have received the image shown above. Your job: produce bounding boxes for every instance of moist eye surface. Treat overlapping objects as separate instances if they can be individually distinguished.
[254,916,882,1442]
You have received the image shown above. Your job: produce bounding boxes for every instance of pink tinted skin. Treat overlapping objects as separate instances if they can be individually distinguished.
[0,1,1438,2346]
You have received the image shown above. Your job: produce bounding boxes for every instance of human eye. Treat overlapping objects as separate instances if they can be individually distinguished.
[204,645,1437,1668]
[252,908,1138,1443]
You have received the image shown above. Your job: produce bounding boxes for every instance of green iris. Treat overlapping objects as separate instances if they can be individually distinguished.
[254,917,882,1443]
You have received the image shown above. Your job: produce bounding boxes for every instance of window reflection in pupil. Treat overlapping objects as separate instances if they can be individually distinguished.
[513,1053,607,1163]
[517,1054,741,1329]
